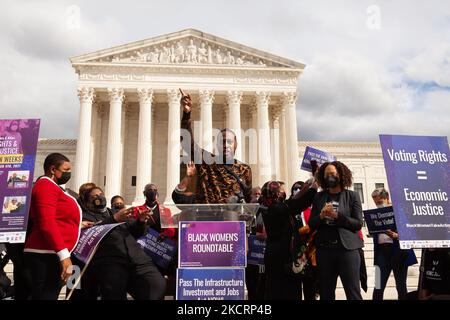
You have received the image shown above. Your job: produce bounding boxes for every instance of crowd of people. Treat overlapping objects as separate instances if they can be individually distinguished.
[0,94,448,300]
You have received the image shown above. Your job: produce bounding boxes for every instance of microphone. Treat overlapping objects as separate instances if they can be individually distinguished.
[226,195,239,204]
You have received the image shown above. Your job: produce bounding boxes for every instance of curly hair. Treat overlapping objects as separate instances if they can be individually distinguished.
[83,186,104,204]
[316,161,353,189]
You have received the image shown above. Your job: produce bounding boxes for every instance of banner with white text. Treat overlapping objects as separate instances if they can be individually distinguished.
[380,134,450,248]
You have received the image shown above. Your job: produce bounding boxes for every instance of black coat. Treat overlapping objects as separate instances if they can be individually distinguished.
[262,188,317,262]
[82,208,149,265]
[309,189,364,250]
[261,188,317,300]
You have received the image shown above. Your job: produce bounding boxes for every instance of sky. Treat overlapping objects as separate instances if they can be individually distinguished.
[0,0,449,142]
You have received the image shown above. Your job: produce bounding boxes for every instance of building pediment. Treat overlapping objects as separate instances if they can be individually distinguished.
[70,29,305,70]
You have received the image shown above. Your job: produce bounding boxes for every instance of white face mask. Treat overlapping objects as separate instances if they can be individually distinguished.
[292,189,300,197]
[376,202,388,208]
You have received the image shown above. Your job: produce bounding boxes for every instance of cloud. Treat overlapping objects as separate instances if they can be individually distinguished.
[0,1,123,61]
[421,90,450,115]
[296,51,450,141]
[0,0,124,138]
[298,52,401,115]
[402,44,450,88]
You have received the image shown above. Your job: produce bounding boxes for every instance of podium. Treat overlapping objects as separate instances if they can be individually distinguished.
[158,204,259,300]
[159,203,260,230]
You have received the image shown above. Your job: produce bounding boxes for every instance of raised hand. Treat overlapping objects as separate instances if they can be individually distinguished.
[186,161,196,177]
[179,89,192,113]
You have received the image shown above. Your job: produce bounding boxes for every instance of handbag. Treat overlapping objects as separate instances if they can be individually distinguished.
[292,229,317,275]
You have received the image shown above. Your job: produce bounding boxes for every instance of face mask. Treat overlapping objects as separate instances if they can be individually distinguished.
[292,188,301,196]
[92,195,107,211]
[10,125,18,131]
[325,176,340,189]
[112,204,125,213]
[376,202,388,208]
[56,171,71,185]
[145,190,158,203]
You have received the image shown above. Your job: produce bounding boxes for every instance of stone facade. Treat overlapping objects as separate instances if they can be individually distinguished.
[69,29,306,204]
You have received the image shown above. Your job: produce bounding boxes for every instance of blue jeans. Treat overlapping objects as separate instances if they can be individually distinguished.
[372,244,408,300]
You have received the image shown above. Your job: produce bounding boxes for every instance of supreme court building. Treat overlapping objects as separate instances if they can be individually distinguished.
[27,30,415,299]
[68,29,305,204]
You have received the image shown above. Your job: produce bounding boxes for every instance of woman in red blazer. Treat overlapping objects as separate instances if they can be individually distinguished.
[24,153,81,300]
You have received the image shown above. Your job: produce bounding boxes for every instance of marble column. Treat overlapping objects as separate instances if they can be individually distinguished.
[282,92,301,188]
[226,91,243,161]
[88,100,99,182]
[165,89,182,203]
[199,90,214,153]
[270,106,282,182]
[255,91,272,185]
[119,103,129,200]
[73,87,95,191]
[134,88,153,204]
[105,87,124,201]
[247,103,259,187]
[93,104,105,186]
[278,105,288,187]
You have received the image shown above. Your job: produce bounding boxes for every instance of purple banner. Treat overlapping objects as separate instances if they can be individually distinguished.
[247,235,266,266]
[179,221,246,268]
[380,134,450,248]
[72,223,124,264]
[176,268,245,300]
[137,228,177,269]
[0,119,40,243]
[300,146,337,172]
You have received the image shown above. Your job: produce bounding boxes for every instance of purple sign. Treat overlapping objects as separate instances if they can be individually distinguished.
[72,223,124,264]
[380,134,450,249]
[176,268,245,300]
[247,235,265,266]
[179,221,246,268]
[0,119,40,243]
[300,146,337,172]
[137,228,177,269]
[363,206,396,235]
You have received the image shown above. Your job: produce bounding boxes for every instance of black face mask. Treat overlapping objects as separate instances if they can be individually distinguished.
[325,176,340,189]
[145,190,158,203]
[56,171,71,185]
[92,195,107,211]
[112,204,125,213]
[114,204,125,210]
